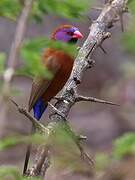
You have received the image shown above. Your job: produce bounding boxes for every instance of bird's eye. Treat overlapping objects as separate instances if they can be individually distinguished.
[67,31,74,36]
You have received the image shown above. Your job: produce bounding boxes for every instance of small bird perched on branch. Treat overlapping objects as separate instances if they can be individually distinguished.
[23,24,83,175]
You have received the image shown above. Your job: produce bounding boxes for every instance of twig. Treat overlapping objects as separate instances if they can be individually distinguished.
[119,13,124,32]
[99,45,107,54]
[91,7,104,11]
[77,142,94,166]
[75,95,120,106]
[10,98,47,134]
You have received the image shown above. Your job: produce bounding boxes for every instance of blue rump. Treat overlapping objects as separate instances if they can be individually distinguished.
[33,97,47,120]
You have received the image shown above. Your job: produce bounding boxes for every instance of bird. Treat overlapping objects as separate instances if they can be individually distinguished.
[23,24,83,175]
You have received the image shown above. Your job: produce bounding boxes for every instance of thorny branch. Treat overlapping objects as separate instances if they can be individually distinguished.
[10,98,94,175]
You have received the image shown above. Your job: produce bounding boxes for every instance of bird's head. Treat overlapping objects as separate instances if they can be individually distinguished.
[51,25,83,43]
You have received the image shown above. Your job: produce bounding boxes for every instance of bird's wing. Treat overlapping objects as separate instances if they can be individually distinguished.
[28,55,60,112]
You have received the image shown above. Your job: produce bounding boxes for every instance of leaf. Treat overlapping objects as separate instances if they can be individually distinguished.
[95,153,110,170]
[32,0,91,21]
[122,21,135,54]
[19,37,77,78]
[0,134,45,150]
[0,167,41,180]
[0,52,6,75]
[128,0,135,14]
[0,167,22,180]
[113,132,135,159]
[122,32,135,54]
[0,0,21,20]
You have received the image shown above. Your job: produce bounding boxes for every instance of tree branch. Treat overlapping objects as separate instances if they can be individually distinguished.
[75,95,120,106]
[10,99,94,176]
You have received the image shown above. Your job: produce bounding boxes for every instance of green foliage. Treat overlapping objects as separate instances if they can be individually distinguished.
[32,0,90,22]
[0,52,6,75]
[0,167,22,180]
[19,37,76,78]
[113,132,135,159]
[128,0,135,14]
[122,0,135,54]
[0,0,21,20]
[95,153,110,170]
[50,122,91,173]
[0,167,41,180]
[51,121,78,147]
[0,0,91,21]
[0,133,45,150]
[122,25,135,54]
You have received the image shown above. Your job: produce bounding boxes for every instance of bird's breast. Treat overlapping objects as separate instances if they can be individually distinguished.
[42,48,74,102]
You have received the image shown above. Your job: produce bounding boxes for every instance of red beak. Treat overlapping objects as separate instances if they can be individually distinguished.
[73,30,83,39]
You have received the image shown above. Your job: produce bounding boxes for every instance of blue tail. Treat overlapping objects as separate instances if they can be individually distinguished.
[33,97,47,120]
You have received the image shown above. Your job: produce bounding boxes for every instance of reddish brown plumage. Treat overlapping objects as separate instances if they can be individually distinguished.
[42,48,73,100]
[28,48,73,112]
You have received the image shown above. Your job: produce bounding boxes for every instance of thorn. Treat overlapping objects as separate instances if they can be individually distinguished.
[105,0,109,4]
[107,22,113,29]
[103,32,111,40]
[9,98,18,107]
[87,59,95,68]
[85,42,97,59]
[91,7,103,11]
[86,15,93,23]
[75,95,120,106]
[105,0,112,4]
[99,45,107,54]
[77,143,94,166]
[73,77,81,85]
[119,14,124,32]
